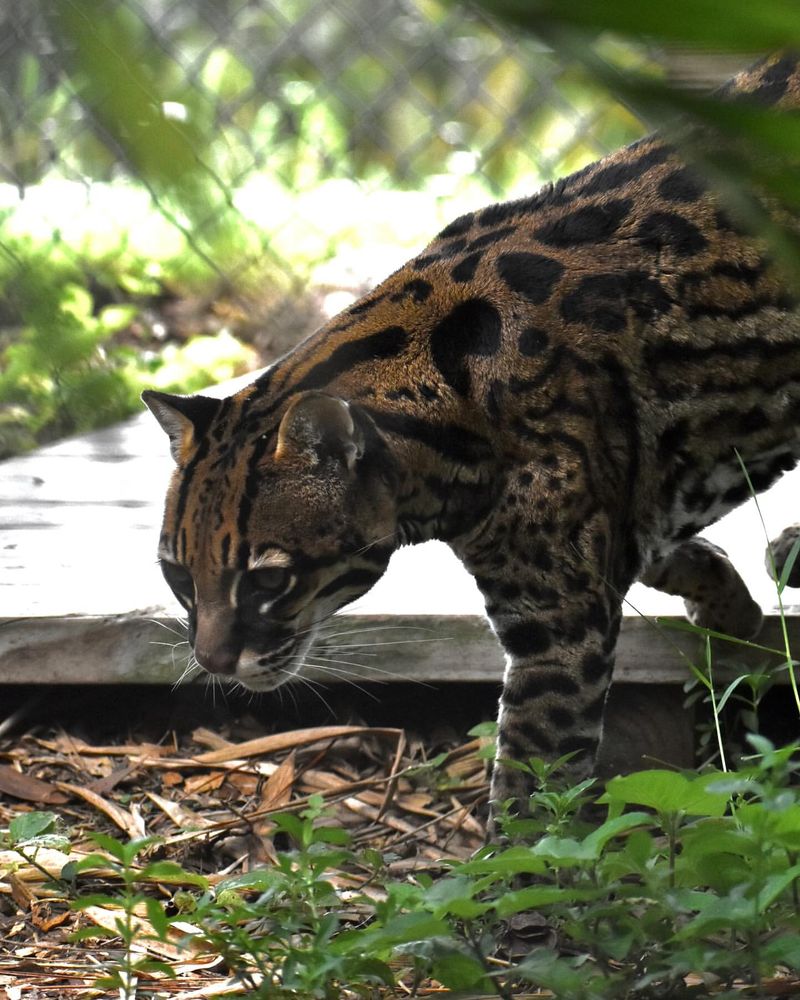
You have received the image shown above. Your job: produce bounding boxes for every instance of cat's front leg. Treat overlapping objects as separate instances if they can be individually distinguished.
[458,525,625,820]
[489,588,622,817]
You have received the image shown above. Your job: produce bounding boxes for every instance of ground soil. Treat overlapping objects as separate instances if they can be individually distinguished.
[0,682,494,997]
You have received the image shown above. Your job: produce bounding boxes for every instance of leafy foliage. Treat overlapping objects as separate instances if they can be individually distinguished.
[7,744,800,998]
[0,232,253,457]
[475,0,800,279]
[477,0,800,51]
[19,1,643,197]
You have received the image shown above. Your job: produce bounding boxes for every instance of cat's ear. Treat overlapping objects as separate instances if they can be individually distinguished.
[275,392,364,471]
[142,390,220,464]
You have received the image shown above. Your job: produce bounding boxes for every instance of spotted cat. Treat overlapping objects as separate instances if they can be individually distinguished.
[144,54,799,814]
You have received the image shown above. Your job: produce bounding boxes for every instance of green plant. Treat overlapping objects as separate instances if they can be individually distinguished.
[4,740,794,997]
[186,795,409,997]
[652,455,800,770]
[437,748,800,997]
[0,231,254,456]
[0,258,138,444]
[67,834,208,995]
[1,810,70,888]
[686,645,780,768]
[474,0,800,282]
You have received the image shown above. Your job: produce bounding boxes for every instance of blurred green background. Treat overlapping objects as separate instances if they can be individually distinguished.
[0,0,796,456]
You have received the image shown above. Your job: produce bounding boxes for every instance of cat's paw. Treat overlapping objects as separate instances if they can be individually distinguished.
[766,524,800,589]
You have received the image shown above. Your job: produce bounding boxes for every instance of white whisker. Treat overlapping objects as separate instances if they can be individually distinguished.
[289,673,337,713]
[314,624,436,642]
[147,618,188,638]
[321,645,377,658]
[170,647,199,690]
[323,636,448,650]
[305,653,378,671]
[301,662,380,702]
[313,656,433,686]
[352,530,397,556]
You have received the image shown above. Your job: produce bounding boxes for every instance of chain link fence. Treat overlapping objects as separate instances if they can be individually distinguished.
[0,0,646,453]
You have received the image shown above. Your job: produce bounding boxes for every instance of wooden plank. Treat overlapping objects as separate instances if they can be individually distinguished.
[1,612,797,686]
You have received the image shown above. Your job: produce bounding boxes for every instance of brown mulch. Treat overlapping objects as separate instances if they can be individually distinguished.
[3,687,800,998]
[0,686,489,997]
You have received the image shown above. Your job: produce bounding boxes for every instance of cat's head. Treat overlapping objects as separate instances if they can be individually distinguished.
[143,389,398,690]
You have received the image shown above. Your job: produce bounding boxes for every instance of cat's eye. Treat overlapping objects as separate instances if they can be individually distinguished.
[237,566,292,614]
[161,560,194,606]
[249,566,290,596]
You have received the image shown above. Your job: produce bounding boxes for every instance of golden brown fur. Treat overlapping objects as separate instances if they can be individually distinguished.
[145,54,800,812]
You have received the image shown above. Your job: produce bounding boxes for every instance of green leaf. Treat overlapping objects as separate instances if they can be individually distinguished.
[143,896,171,940]
[71,893,127,911]
[215,867,278,893]
[475,0,800,51]
[679,820,756,860]
[703,775,760,797]
[674,895,754,937]
[685,851,751,894]
[54,0,210,209]
[138,860,209,888]
[360,848,384,871]
[348,956,395,988]
[714,673,751,715]
[131,958,177,979]
[424,875,475,907]
[653,616,782,656]
[467,720,498,738]
[581,812,651,857]
[60,283,94,323]
[494,883,600,918]
[310,824,351,847]
[601,770,729,817]
[201,49,254,103]
[745,732,778,758]
[764,934,800,969]
[765,804,800,850]
[431,949,492,991]
[623,828,655,867]
[456,845,547,877]
[307,848,353,874]
[97,304,138,335]
[70,924,119,943]
[9,812,58,844]
[70,852,123,875]
[776,532,800,593]
[269,811,305,844]
[756,864,800,911]
[15,834,70,853]
[339,912,449,954]
[516,948,602,995]
[529,833,584,861]
[60,861,78,883]
[395,936,493,992]
[524,817,648,864]
[405,751,449,774]
[87,832,145,864]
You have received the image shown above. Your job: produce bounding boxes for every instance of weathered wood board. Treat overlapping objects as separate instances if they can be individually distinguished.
[2,372,800,685]
[1,611,798,687]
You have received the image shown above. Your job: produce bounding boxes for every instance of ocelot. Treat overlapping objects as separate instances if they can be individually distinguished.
[145,54,800,815]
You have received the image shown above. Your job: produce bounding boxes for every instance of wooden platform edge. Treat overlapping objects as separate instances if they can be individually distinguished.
[0,613,797,685]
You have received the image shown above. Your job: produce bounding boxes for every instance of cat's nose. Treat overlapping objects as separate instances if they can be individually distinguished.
[194,602,240,675]
[195,644,239,676]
